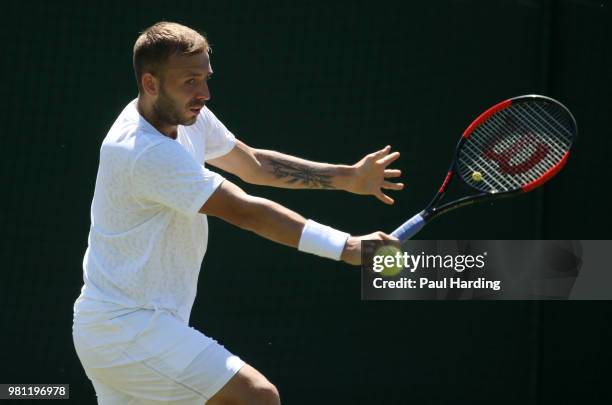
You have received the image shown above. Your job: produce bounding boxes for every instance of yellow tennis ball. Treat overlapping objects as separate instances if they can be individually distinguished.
[374,245,403,277]
[472,171,483,182]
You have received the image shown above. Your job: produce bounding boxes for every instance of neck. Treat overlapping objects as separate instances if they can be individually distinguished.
[136,96,178,139]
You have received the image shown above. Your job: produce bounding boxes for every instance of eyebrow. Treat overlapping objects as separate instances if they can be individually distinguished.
[184,70,213,78]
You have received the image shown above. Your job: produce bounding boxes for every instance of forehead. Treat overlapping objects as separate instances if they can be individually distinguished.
[164,52,211,76]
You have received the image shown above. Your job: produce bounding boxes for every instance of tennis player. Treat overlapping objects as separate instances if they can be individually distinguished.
[72,21,402,405]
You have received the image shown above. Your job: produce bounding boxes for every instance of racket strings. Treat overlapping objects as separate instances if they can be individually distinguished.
[520,104,573,151]
[528,103,574,140]
[461,125,555,191]
[457,100,573,192]
[461,142,521,190]
[512,104,571,153]
[462,107,568,190]
[504,106,568,175]
[471,109,559,186]
[462,119,539,190]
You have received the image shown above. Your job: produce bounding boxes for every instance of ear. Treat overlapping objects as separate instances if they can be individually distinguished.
[141,73,159,96]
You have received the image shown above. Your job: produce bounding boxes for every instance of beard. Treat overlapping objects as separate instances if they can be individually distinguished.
[152,86,198,127]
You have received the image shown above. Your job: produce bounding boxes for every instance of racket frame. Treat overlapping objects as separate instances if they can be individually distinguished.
[399,94,577,235]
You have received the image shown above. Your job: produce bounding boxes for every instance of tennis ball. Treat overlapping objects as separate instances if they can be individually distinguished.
[374,245,403,277]
[472,171,483,182]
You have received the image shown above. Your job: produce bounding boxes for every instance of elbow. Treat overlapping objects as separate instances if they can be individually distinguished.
[237,171,261,185]
[200,180,267,233]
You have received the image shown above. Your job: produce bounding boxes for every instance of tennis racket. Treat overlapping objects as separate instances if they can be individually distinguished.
[391,94,577,242]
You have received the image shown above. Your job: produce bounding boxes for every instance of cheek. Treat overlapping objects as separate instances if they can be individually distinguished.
[166,89,189,109]
[162,81,188,101]
[176,87,195,105]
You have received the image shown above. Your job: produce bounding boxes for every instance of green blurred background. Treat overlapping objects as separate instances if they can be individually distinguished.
[2,0,611,403]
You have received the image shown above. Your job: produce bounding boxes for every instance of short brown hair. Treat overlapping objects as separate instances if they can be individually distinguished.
[133,22,209,92]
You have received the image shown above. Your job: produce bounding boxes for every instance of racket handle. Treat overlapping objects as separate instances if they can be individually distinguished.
[391,211,426,242]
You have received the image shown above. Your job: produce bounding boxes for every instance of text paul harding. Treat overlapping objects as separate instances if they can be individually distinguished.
[370,250,502,292]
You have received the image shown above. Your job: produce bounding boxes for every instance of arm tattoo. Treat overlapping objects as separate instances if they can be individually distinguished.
[268,158,335,189]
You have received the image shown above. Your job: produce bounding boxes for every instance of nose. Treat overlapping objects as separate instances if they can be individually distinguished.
[196,81,211,102]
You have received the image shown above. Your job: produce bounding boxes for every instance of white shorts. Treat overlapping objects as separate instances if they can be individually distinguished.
[73,308,244,404]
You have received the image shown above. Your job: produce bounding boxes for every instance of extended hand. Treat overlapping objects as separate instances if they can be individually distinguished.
[349,145,403,204]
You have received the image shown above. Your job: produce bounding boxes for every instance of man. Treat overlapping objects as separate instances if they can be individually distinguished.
[73,21,403,405]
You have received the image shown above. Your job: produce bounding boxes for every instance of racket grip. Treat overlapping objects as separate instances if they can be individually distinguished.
[391,211,426,242]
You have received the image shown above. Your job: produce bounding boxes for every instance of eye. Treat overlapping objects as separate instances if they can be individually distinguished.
[186,78,196,85]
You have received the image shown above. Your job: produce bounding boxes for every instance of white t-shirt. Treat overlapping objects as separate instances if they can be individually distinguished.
[74,100,236,324]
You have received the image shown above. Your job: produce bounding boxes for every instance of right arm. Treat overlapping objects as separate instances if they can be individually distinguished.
[199,180,395,265]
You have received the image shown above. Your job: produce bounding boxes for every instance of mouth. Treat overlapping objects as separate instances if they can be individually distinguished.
[189,105,204,115]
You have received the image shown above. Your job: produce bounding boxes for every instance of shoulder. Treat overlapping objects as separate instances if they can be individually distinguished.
[102,100,168,157]
[200,105,217,120]
[197,106,225,128]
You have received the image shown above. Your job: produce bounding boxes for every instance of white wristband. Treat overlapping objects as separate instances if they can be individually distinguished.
[298,220,350,261]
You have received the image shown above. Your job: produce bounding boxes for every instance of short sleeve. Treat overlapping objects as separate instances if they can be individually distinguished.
[202,107,236,161]
[132,140,225,216]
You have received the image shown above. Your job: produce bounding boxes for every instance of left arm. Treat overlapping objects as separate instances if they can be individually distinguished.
[207,140,404,204]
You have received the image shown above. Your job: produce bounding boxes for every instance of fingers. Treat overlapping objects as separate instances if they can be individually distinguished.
[376,151,400,167]
[373,145,391,158]
[382,181,404,190]
[360,231,398,241]
[376,231,399,242]
[384,169,402,178]
[375,191,395,205]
